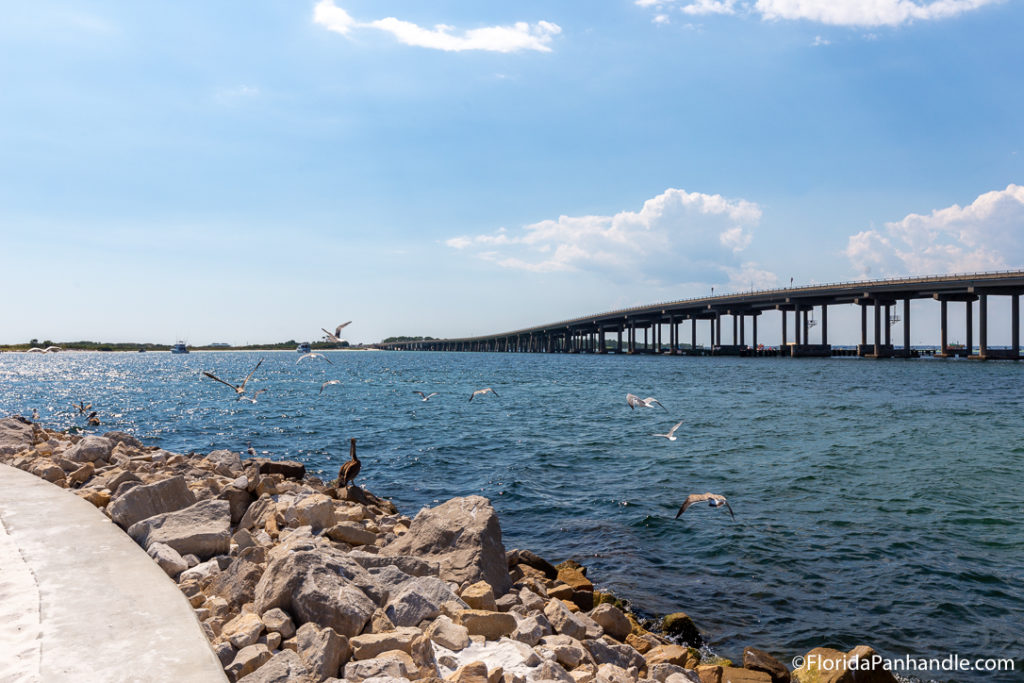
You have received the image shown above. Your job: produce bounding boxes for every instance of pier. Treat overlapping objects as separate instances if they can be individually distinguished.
[380,271,1024,359]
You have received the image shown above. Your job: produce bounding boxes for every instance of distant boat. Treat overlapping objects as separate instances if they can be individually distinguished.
[171,341,189,354]
[138,348,146,353]
[296,342,311,354]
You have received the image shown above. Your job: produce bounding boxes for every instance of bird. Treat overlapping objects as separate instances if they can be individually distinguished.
[296,353,334,365]
[469,387,499,401]
[26,346,61,353]
[337,438,360,487]
[237,388,268,403]
[413,391,439,401]
[676,493,735,520]
[31,409,39,421]
[202,358,264,396]
[627,393,666,411]
[653,420,684,440]
[86,411,101,426]
[246,443,256,456]
[320,380,342,394]
[73,401,92,415]
[322,322,352,344]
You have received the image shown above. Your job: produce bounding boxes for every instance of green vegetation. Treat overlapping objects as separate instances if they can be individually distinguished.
[0,340,361,352]
[381,336,436,343]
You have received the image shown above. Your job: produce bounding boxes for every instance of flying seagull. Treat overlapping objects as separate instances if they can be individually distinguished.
[653,420,684,441]
[413,391,439,402]
[469,387,499,401]
[320,379,342,394]
[238,388,268,403]
[296,353,334,365]
[322,322,352,343]
[202,358,264,396]
[27,346,61,353]
[676,493,735,520]
[627,393,666,411]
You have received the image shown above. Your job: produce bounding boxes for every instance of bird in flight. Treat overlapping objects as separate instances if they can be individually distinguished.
[676,493,734,520]
[627,393,666,411]
[322,322,352,344]
[469,387,499,401]
[653,420,683,440]
[73,401,92,415]
[202,358,264,396]
[238,388,268,403]
[413,391,439,402]
[320,379,342,394]
[296,353,334,365]
[27,346,61,353]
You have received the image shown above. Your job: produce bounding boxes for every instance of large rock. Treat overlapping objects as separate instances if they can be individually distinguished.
[645,645,701,670]
[102,431,143,449]
[743,647,790,683]
[127,498,231,560]
[108,475,197,529]
[381,495,511,595]
[791,646,898,683]
[226,644,273,681]
[147,542,188,578]
[347,550,439,578]
[254,548,377,637]
[662,612,702,646]
[350,627,422,660]
[0,417,34,455]
[254,458,306,479]
[545,599,588,640]
[385,575,466,627]
[64,435,114,463]
[237,649,310,683]
[589,604,631,642]
[344,652,416,682]
[699,666,772,683]
[296,622,350,680]
[455,610,518,641]
[205,552,265,609]
[205,449,243,476]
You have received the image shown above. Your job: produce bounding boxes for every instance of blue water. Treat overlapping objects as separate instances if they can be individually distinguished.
[2,350,1022,679]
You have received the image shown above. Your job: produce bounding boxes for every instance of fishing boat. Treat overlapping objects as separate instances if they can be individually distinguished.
[296,342,311,354]
[171,341,189,354]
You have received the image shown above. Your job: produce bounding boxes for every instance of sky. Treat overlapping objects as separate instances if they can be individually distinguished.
[2,0,1023,346]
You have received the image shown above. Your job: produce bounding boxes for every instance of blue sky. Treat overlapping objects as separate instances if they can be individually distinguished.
[2,0,1023,345]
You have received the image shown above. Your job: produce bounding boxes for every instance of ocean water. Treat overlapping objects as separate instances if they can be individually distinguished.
[2,350,1022,680]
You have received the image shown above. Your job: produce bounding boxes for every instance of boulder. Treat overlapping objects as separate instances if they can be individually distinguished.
[699,666,772,683]
[583,638,644,671]
[344,652,416,682]
[64,436,114,463]
[540,635,594,670]
[67,461,95,486]
[205,449,243,476]
[506,549,558,579]
[455,610,518,641]
[147,542,188,578]
[102,431,143,449]
[254,458,306,479]
[237,649,310,683]
[529,660,574,683]
[326,522,376,546]
[448,661,490,683]
[296,622,350,680]
[219,486,253,526]
[462,581,498,611]
[350,627,422,660]
[662,613,702,647]
[645,645,701,670]
[545,599,588,640]
[226,644,273,681]
[791,646,897,683]
[108,475,197,530]
[204,553,265,610]
[425,615,471,651]
[223,612,265,649]
[283,493,335,531]
[743,647,790,683]
[261,608,296,639]
[589,604,631,642]
[0,417,34,455]
[596,663,634,683]
[648,663,700,683]
[127,498,231,560]
[381,496,511,595]
[385,576,466,627]
[511,614,553,647]
[347,550,439,578]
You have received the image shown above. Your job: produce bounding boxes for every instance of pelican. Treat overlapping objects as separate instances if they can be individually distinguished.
[413,391,439,402]
[320,379,342,394]
[337,438,360,487]
[322,322,352,343]
[296,353,334,365]
[653,420,684,440]
[627,393,666,411]
[86,411,101,426]
[202,358,264,396]
[469,387,499,401]
[237,388,268,403]
[73,401,92,415]
[676,493,734,520]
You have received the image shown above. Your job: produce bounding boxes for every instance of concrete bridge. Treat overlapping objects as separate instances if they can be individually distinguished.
[379,270,1024,359]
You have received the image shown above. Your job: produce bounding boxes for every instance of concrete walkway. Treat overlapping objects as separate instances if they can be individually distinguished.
[0,463,227,682]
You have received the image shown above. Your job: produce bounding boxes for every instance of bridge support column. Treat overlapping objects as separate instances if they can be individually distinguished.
[740,315,745,347]
[709,318,715,349]
[752,315,758,351]
[1014,295,1020,359]
[903,299,911,357]
[732,315,738,345]
[629,323,636,354]
[691,318,697,353]
[802,309,809,345]
[979,294,987,359]
[873,300,881,357]
[940,300,948,355]
[860,305,867,352]
[821,304,828,346]
[781,310,788,351]
[617,328,622,354]
[885,305,891,347]
[966,300,974,357]
[669,316,676,354]
[715,316,721,348]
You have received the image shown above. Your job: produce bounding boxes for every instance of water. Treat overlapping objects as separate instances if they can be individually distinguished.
[2,350,1022,679]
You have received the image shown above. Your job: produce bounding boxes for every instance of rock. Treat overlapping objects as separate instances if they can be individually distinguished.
[296,622,350,680]
[495,593,520,613]
[64,435,114,463]
[67,461,95,486]
[179,558,221,584]
[791,647,897,683]
[226,644,273,681]
[237,649,311,683]
[31,462,66,485]
[214,641,236,668]
[540,635,594,670]
[557,567,594,611]
[844,646,898,683]
[544,599,588,640]
[743,647,790,683]
[583,639,644,671]
[127,499,232,560]
[219,486,253,526]
[326,522,377,546]
[449,661,490,683]
[147,542,188,578]
[239,494,276,531]
[645,645,701,670]
[626,633,662,655]
[261,608,296,639]
[662,613,702,647]
[462,581,498,611]
[519,588,546,612]
[205,449,243,476]
[344,652,416,682]
[0,417,34,455]
[455,610,518,641]
[102,431,143,449]
[589,605,631,642]
[648,663,699,683]
[511,614,553,647]
[381,496,511,595]
[254,458,306,479]
[350,627,422,660]
[426,615,471,651]
[284,493,335,531]
[595,662,634,683]
[254,548,377,637]
[205,548,265,609]
[108,475,197,530]
[347,550,440,578]
[506,549,559,580]
[223,612,266,649]
[529,660,574,683]
[78,488,112,508]
[385,575,467,627]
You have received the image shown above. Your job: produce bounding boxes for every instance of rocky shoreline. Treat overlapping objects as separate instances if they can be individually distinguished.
[0,416,898,683]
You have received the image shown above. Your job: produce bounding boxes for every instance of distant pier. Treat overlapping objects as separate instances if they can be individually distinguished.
[380,271,1024,360]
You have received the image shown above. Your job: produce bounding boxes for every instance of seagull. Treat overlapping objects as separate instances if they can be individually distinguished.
[469,387,499,401]
[413,391,439,402]
[320,379,342,394]
[86,411,101,426]
[73,401,92,415]
[627,393,666,411]
[653,420,684,440]
[237,388,268,403]
[675,493,735,520]
[337,438,360,487]
[322,322,352,343]
[202,358,264,396]
[26,346,61,353]
[31,409,39,421]
[246,443,256,456]
[296,353,334,365]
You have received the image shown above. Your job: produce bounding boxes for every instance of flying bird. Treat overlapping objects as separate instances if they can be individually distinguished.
[237,388,268,403]
[338,438,360,487]
[27,346,61,353]
[202,358,264,396]
[675,493,735,520]
[413,391,439,402]
[627,393,666,411]
[653,420,684,441]
[469,387,499,401]
[322,322,352,343]
[296,353,334,365]
[320,380,342,394]
[73,401,92,415]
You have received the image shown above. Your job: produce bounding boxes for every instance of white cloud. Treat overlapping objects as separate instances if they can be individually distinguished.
[811,35,831,46]
[314,1,561,53]
[845,185,1024,277]
[654,14,671,24]
[755,0,998,27]
[682,0,739,16]
[447,188,770,286]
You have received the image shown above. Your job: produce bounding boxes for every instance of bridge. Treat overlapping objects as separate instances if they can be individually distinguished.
[379,270,1024,359]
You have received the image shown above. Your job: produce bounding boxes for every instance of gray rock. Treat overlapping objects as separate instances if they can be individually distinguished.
[584,638,644,671]
[529,660,574,683]
[512,613,553,647]
[347,550,440,578]
[64,436,114,463]
[544,599,588,640]
[540,634,595,670]
[147,542,188,578]
[206,449,244,477]
[261,608,296,639]
[589,604,631,642]
[648,663,700,683]
[179,558,221,584]
[344,656,414,682]
[424,615,470,651]
[226,644,273,681]
[325,522,376,546]
[127,498,232,560]
[219,485,253,525]
[296,622,349,680]
[204,553,264,609]
[101,431,143,449]
[108,475,197,530]
[0,417,34,456]
[238,494,275,531]
[385,576,467,627]
[381,495,511,595]
[237,649,311,683]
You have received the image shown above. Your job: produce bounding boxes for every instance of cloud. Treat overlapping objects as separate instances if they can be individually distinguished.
[682,0,739,16]
[845,184,1024,277]
[811,35,831,46]
[314,1,561,53]
[447,188,770,286]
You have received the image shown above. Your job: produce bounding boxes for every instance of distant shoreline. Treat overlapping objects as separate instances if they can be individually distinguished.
[0,344,376,353]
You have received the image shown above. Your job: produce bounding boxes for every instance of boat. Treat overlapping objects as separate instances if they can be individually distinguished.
[171,341,189,354]
[296,342,311,354]
[138,348,146,353]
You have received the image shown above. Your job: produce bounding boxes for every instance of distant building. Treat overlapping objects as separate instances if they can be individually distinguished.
[209,342,231,348]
